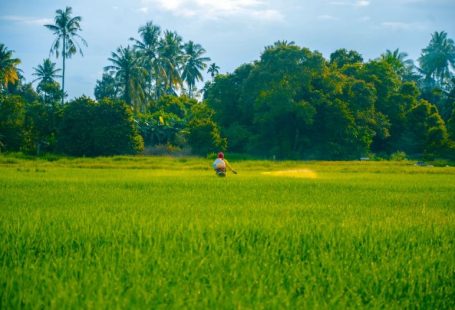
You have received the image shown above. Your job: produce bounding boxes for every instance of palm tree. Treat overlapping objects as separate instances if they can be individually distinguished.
[32,59,61,86]
[207,63,220,79]
[418,31,455,89]
[32,58,62,103]
[158,30,184,95]
[265,40,296,51]
[45,6,87,104]
[131,21,162,100]
[105,46,146,111]
[0,43,21,91]
[380,49,416,81]
[94,73,119,101]
[181,41,211,98]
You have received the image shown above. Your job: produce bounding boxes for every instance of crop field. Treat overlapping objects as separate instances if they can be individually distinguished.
[0,155,454,308]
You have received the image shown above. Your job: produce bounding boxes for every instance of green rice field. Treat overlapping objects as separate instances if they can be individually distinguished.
[1,155,454,308]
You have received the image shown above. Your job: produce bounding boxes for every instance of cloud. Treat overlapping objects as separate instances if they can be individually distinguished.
[140,0,284,21]
[317,14,339,21]
[381,21,427,30]
[329,0,370,7]
[0,15,53,26]
[138,7,149,13]
[356,0,370,7]
[251,9,284,21]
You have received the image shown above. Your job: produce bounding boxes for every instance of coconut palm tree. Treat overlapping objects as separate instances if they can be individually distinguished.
[45,6,87,104]
[131,21,162,100]
[32,59,61,86]
[380,49,416,81]
[32,58,62,103]
[265,40,296,51]
[105,46,146,111]
[181,41,211,98]
[158,30,184,95]
[207,63,220,79]
[419,31,455,89]
[94,73,119,101]
[0,43,21,91]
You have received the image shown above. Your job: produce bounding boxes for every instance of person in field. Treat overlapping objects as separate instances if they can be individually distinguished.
[213,152,237,177]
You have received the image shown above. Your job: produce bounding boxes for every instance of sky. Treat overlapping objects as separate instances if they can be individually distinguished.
[1,0,454,100]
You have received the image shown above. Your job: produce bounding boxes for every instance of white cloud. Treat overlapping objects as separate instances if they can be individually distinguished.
[356,0,370,7]
[1,15,53,26]
[381,21,427,30]
[382,21,411,30]
[140,0,284,21]
[317,14,339,21]
[251,9,284,22]
[329,0,370,7]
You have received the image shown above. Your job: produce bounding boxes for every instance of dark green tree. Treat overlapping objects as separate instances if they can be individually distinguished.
[24,101,62,155]
[330,48,363,68]
[207,63,220,79]
[57,96,143,156]
[419,31,455,89]
[0,95,25,151]
[402,99,448,156]
[380,49,417,81]
[204,64,254,152]
[187,102,226,156]
[32,58,62,104]
[94,73,119,101]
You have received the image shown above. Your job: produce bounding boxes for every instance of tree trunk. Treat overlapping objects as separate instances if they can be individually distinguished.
[62,34,66,105]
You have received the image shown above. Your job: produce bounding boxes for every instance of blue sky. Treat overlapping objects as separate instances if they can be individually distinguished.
[1,0,454,99]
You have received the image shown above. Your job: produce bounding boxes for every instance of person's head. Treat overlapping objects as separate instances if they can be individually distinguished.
[217,152,224,159]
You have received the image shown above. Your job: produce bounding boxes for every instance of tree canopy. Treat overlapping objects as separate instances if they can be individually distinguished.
[1,15,454,160]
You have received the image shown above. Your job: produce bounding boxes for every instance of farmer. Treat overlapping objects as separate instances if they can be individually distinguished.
[213,152,237,177]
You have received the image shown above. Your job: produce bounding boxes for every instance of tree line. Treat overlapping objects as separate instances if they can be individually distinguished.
[204,37,455,160]
[0,7,224,157]
[1,6,454,160]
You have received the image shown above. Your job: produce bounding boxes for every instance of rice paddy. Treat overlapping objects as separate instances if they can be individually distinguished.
[0,155,454,308]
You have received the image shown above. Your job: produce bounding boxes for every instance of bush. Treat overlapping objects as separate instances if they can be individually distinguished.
[57,97,143,156]
[187,119,226,156]
[143,144,191,156]
[0,95,25,152]
[390,151,407,161]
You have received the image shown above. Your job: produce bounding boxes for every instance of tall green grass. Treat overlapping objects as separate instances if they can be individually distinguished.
[1,156,454,308]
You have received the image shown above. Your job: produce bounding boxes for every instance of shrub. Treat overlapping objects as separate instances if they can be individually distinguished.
[57,97,143,156]
[390,151,407,161]
[0,95,25,151]
[187,119,226,156]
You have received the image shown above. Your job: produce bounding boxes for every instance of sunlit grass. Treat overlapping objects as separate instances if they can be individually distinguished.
[1,155,454,308]
[262,169,318,178]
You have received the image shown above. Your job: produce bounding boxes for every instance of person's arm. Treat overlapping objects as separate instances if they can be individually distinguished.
[224,159,237,174]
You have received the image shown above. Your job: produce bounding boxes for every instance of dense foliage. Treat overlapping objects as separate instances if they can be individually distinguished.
[57,97,143,156]
[0,13,224,157]
[0,9,454,159]
[205,39,455,159]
